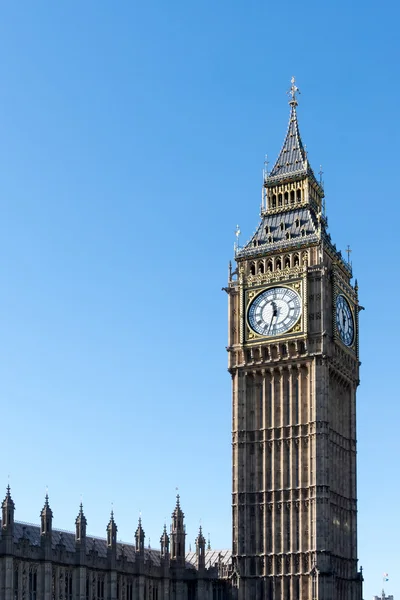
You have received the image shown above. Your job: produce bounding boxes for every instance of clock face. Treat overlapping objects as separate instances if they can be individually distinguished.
[248,286,301,337]
[336,294,354,346]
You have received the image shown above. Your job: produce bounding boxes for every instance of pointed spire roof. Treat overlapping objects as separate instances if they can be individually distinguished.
[160,522,169,542]
[41,493,53,517]
[267,77,320,189]
[2,485,15,509]
[172,494,184,518]
[107,509,117,531]
[75,502,87,524]
[196,525,206,545]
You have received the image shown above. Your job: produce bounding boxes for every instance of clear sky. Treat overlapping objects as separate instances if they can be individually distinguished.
[0,1,399,598]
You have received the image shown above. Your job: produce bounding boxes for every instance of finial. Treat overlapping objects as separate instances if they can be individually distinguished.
[346,245,352,265]
[319,165,323,184]
[207,534,211,550]
[287,76,300,106]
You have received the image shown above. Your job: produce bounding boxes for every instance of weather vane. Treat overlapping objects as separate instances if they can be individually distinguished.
[287,76,300,106]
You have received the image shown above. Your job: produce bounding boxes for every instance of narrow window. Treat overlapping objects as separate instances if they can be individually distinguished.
[276,258,281,270]
[272,194,276,208]
[14,566,19,600]
[301,229,305,237]
[294,254,299,266]
[295,218,300,228]
[280,222,284,231]
[267,260,273,272]
[286,376,290,425]
[265,225,269,234]
[285,256,290,268]
[258,261,264,274]
[290,190,295,204]
[250,262,256,275]
[278,193,283,206]
[268,236,273,244]
[295,377,299,423]
[296,189,301,202]
[284,191,289,205]
[285,232,290,240]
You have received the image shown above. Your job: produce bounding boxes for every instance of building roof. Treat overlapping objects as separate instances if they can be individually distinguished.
[266,78,321,191]
[9,520,230,572]
[269,103,307,180]
[236,207,319,259]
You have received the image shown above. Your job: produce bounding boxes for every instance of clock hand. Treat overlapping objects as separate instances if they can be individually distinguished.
[268,301,278,333]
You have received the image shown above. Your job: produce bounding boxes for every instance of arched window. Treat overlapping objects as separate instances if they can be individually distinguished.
[250,262,256,275]
[290,190,295,204]
[276,258,282,270]
[280,222,284,231]
[294,253,300,267]
[296,189,302,202]
[278,193,283,207]
[265,225,269,235]
[295,218,300,228]
[258,261,264,274]
[272,195,276,208]
[301,229,305,237]
[285,256,290,268]
[267,260,273,272]
[268,236,273,243]
[285,232,290,240]
[284,191,289,205]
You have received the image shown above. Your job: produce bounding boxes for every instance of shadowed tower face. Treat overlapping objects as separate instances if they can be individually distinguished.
[227,79,363,600]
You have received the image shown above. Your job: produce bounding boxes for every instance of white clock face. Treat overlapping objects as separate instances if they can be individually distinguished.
[248,286,301,337]
[336,294,354,346]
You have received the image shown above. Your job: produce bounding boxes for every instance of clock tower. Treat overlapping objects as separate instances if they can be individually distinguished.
[227,79,363,600]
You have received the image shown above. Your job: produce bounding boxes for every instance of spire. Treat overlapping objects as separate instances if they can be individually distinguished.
[135,516,145,554]
[2,485,15,533]
[107,510,117,548]
[195,525,206,570]
[75,503,87,542]
[40,493,53,536]
[160,523,170,558]
[268,77,308,181]
[170,494,186,565]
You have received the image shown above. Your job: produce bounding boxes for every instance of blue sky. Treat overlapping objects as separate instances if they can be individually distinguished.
[0,1,399,597]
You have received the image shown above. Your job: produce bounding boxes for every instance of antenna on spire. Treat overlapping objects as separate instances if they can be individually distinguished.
[234,225,241,252]
[287,76,300,106]
[346,245,352,265]
[262,155,269,212]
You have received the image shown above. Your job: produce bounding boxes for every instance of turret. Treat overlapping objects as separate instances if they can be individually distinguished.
[107,510,117,550]
[160,523,170,559]
[75,502,87,561]
[170,495,186,566]
[135,517,145,554]
[1,485,15,536]
[195,525,206,570]
[40,494,53,538]
[75,503,87,543]
[40,494,53,560]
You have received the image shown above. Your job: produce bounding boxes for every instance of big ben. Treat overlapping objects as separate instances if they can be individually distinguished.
[227,79,363,600]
